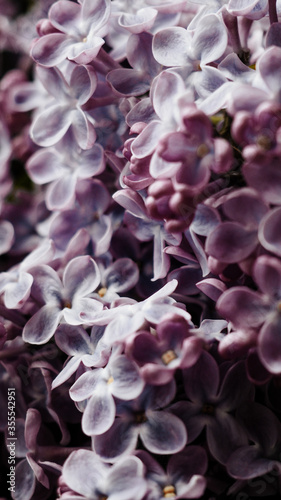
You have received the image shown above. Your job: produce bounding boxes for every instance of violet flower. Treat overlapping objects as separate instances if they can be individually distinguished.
[60,449,148,500]
[92,381,187,461]
[22,256,103,345]
[31,0,111,67]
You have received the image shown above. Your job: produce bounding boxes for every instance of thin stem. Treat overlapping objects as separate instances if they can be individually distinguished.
[268,0,278,24]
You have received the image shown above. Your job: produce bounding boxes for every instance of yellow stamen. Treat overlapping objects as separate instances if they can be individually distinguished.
[98,287,107,297]
[163,485,176,497]
[197,144,209,158]
[107,376,114,385]
[161,350,177,365]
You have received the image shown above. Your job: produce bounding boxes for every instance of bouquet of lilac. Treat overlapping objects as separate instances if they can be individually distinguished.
[1,0,281,498]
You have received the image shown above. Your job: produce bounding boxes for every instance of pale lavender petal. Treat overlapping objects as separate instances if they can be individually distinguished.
[82,390,116,435]
[67,37,105,64]
[192,14,228,65]
[62,449,107,497]
[29,265,62,304]
[14,459,36,500]
[104,258,139,293]
[258,206,281,257]
[107,457,147,500]
[4,271,33,309]
[63,255,101,299]
[131,120,166,158]
[64,297,103,324]
[110,355,144,400]
[70,369,102,401]
[31,33,73,67]
[93,420,139,462]
[22,305,62,344]
[36,65,69,101]
[70,108,96,150]
[119,8,158,33]
[27,149,65,184]
[141,411,187,454]
[70,64,97,105]
[78,144,105,177]
[112,189,146,218]
[55,324,92,356]
[103,310,145,345]
[0,220,14,255]
[152,27,190,66]
[49,0,81,35]
[30,105,72,147]
[82,0,110,33]
[46,173,76,210]
[153,70,185,122]
[51,356,82,389]
[257,46,281,96]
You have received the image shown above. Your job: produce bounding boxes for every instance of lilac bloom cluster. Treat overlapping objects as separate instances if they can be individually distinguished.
[2,0,281,499]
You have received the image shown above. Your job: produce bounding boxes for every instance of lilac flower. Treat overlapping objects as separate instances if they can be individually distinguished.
[22,256,103,345]
[26,130,105,211]
[49,179,112,256]
[61,450,148,500]
[136,447,208,499]
[31,0,111,67]
[217,254,281,374]
[171,351,252,464]
[92,381,187,461]
[30,63,97,149]
[0,239,55,309]
[227,402,281,480]
[51,324,110,389]
[70,352,145,436]
[126,314,203,385]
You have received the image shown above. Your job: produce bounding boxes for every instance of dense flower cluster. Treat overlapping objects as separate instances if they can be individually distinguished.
[1,0,281,498]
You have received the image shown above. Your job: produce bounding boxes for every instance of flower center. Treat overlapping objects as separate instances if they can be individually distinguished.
[82,36,88,43]
[202,403,215,415]
[98,287,108,298]
[256,134,272,150]
[163,485,176,498]
[63,300,72,309]
[197,144,209,158]
[107,376,114,384]
[134,412,147,424]
[161,350,177,365]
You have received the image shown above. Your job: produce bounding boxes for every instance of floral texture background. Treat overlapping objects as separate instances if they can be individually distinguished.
[1,0,281,499]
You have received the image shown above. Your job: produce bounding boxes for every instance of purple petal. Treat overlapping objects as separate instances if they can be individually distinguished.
[31,33,73,67]
[82,390,116,435]
[196,278,227,301]
[253,254,281,296]
[107,456,147,500]
[70,64,97,105]
[62,449,107,497]
[183,350,219,402]
[0,220,14,255]
[243,156,281,205]
[22,305,62,344]
[217,287,269,330]
[63,255,100,299]
[207,412,247,464]
[14,459,36,500]
[104,258,139,293]
[258,314,281,374]
[110,355,144,400]
[152,27,190,66]
[4,271,33,309]
[46,173,76,210]
[206,222,257,263]
[70,108,96,150]
[192,14,227,65]
[258,207,281,257]
[27,148,64,184]
[55,324,92,356]
[49,0,81,35]
[141,411,187,454]
[119,8,157,33]
[93,420,139,462]
[227,446,278,479]
[30,105,72,147]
